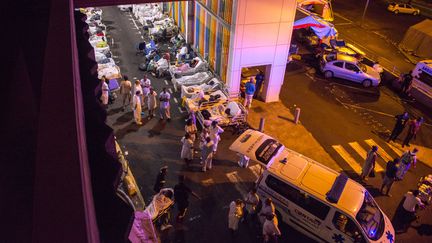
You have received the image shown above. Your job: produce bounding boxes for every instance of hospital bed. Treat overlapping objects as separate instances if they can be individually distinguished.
[180,78,221,99]
[169,57,208,78]
[196,101,248,127]
[171,71,213,91]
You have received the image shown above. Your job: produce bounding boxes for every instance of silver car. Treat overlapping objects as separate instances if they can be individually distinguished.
[320,54,381,87]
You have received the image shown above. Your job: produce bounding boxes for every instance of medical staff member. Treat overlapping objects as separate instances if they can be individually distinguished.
[209,121,224,156]
[140,75,151,107]
[132,90,142,125]
[100,76,109,106]
[159,87,171,121]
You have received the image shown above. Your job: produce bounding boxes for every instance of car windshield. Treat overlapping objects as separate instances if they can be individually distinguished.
[356,191,385,240]
[255,139,283,165]
[358,63,367,73]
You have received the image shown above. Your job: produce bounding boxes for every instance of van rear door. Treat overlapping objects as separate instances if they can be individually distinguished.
[229,129,284,168]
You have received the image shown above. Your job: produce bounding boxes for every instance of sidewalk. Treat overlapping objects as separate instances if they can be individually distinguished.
[247,100,341,172]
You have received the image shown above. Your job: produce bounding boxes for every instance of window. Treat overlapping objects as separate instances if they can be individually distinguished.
[333,211,365,243]
[345,63,360,72]
[333,62,343,68]
[356,192,385,240]
[265,175,330,220]
[418,70,432,86]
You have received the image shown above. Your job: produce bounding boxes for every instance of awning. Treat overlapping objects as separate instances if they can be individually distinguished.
[293,15,337,39]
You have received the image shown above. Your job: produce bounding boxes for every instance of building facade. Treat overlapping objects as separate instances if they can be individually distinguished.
[165,0,296,102]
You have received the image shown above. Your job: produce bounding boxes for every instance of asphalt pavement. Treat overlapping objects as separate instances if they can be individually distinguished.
[100,5,432,243]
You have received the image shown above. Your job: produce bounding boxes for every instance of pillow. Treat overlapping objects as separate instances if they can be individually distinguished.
[226,101,241,116]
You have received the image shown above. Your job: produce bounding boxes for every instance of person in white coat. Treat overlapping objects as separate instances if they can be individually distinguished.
[147,88,157,119]
[133,80,143,108]
[209,121,224,156]
[100,76,109,106]
[201,137,214,172]
[132,90,142,125]
[228,199,244,237]
[159,87,171,120]
[140,75,151,107]
[262,214,281,243]
[181,133,194,167]
[155,56,169,77]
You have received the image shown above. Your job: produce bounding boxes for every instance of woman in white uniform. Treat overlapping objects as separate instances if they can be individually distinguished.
[132,90,142,125]
[180,133,194,167]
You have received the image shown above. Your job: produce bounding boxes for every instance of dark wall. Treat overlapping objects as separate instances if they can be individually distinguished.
[1,0,132,242]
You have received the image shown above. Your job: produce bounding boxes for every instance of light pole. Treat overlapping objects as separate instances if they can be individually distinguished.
[360,0,370,27]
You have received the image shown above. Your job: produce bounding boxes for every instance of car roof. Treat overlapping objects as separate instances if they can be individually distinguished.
[335,54,358,63]
[267,148,365,218]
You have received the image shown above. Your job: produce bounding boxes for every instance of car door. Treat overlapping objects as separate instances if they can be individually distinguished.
[402,4,410,13]
[344,62,362,83]
[321,209,367,243]
[331,61,345,79]
[406,4,415,14]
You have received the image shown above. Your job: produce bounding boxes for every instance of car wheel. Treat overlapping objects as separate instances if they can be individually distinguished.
[394,10,399,14]
[362,79,372,88]
[413,11,419,16]
[324,70,333,78]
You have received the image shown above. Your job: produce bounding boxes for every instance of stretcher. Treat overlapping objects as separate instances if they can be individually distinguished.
[171,71,213,90]
[180,78,221,98]
[169,58,208,78]
[196,101,248,127]
[144,188,174,222]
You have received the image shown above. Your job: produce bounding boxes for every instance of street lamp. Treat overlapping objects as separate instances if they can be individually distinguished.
[360,0,370,27]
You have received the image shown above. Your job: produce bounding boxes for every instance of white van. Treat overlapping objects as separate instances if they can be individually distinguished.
[412,60,432,98]
[230,130,395,243]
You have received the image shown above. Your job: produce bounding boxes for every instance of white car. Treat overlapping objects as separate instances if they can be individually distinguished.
[387,3,420,15]
[320,54,381,87]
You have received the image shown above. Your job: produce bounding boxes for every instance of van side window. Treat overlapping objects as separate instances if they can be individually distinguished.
[418,70,432,86]
[332,211,365,243]
[265,175,330,220]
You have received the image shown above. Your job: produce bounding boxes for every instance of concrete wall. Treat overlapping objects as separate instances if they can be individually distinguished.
[226,0,296,102]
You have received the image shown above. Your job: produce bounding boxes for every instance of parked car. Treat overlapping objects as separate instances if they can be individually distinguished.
[387,3,420,15]
[320,54,381,87]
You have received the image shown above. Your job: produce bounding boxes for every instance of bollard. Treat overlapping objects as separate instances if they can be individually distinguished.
[294,107,301,124]
[259,117,265,132]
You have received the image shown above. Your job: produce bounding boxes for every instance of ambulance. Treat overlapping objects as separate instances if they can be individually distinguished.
[412,60,432,98]
[229,130,395,243]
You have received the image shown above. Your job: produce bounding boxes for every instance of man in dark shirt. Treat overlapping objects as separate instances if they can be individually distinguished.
[388,112,409,142]
[174,175,200,222]
[380,158,400,197]
[401,71,413,95]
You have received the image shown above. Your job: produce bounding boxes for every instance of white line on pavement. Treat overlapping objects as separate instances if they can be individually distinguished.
[178,107,184,113]
[248,164,262,179]
[168,88,173,93]
[332,145,362,175]
[226,171,248,197]
[133,77,137,79]
[111,38,114,46]
[173,97,178,103]
[164,80,168,85]
[141,36,144,40]
[365,139,393,163]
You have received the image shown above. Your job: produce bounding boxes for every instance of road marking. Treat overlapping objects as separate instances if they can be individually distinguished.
[178,107,185,113]
[168,88,173,94]
[202,178,214,186]
[365,139,393,163]
[248,164,262,179]
[133,77,137,80]
[386,142,404,157]
[333,12,353,23]
[173,97,178,103]
[226,171,248,196]
[332,145,362,175]
[349,141,384,173]
[338,102,395,118]
[164,80,168,85]
[130,15,140,30]
[111,38,114,46]
[141,36,144,40]
[334,22,353,26]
